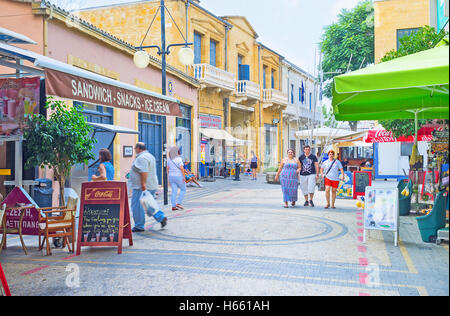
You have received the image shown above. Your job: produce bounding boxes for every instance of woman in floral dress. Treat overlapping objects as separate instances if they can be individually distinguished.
[275,149,302,208]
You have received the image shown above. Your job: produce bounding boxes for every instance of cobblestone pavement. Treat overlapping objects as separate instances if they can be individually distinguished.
[1,175,448,296]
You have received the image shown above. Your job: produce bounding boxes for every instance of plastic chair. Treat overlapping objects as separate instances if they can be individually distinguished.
[416,191,448,243]
[398,180,412,216]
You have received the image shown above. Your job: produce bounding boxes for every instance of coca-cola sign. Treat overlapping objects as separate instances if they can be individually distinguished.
[365,129,436,143]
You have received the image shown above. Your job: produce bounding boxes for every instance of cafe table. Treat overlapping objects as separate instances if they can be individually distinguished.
[0,204,33,255]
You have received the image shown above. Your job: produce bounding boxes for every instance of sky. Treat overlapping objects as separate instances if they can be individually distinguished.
[51,0,363,76]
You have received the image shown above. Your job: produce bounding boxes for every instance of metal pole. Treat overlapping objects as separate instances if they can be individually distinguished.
[161,0,169,206]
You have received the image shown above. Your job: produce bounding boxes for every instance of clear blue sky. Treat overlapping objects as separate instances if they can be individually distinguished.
[52,0,362,75]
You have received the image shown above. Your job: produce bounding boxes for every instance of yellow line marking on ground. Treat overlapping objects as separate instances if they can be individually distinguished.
[5,257,425,294]
[398,240,418,274]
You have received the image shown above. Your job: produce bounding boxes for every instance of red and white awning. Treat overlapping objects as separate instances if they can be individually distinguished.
[364,125,443,143]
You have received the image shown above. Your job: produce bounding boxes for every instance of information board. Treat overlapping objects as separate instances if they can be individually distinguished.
[363,187,399,246]
[2,186,39,236]
[76,181,133,255]
[353,171,372,199]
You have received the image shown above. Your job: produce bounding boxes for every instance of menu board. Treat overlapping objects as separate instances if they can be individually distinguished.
[0,77,41,136]
[431,130,449,153]
[364,187,399,232]
[76,181,133,255]
[2,186,39,236]
[353,171,372,199]
[80,204,121,243]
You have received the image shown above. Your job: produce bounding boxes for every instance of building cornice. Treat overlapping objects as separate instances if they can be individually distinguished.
[30,1,200,88]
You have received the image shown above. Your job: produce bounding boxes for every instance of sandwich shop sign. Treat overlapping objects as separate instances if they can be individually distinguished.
[45,69,182,117]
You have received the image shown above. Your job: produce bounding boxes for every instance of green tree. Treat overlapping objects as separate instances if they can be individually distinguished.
[321,1,374,98]
[320,0,374,131]
[322,105,338,128]
[379,26,449,137]
[24,98,96,205]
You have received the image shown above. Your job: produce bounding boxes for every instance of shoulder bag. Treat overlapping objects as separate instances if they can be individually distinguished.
[319,160,336,191]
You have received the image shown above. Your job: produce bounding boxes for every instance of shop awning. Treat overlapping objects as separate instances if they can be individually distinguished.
[364,125,442,143]
[87,123,139,168]
[0,27,37,45]
[295,127,358,139]
[0,41,182,117]
[332,43,449,121]
[200,128,251,145]
[87,122,140,135]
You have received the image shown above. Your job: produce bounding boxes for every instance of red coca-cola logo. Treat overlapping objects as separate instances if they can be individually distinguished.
[373,130,393,138]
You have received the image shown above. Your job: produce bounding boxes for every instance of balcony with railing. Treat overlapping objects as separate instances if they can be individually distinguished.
[235,80,261,104]
[191,64,235,93]
[262,89,288,109]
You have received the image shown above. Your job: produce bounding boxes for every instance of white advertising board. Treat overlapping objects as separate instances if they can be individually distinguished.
[363,186,399,246]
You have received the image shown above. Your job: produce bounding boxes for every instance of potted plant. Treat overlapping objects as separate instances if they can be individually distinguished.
[24,98,96,206]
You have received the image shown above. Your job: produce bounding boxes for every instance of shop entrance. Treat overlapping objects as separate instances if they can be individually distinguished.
[138,113,164,185]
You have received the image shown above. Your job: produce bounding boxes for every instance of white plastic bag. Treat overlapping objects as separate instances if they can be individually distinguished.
[139,191,159,214]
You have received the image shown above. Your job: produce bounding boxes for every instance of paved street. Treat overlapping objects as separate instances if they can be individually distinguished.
[0,175,448,296]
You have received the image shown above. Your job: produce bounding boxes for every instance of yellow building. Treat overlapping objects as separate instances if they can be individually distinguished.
[79,0,288,172]
[374,0,447,63]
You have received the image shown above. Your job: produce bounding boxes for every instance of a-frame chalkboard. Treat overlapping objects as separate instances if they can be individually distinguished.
[76,181,133,255]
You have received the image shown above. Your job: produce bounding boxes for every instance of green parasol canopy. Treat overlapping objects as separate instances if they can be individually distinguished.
[332,45,449,121]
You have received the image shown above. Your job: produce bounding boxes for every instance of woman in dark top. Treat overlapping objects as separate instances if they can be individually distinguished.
[92,148,115,181]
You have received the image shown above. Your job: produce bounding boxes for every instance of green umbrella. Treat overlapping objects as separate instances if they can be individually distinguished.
[332,44,449,121]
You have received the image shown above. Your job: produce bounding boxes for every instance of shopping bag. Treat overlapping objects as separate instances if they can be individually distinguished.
[139,191,165,223]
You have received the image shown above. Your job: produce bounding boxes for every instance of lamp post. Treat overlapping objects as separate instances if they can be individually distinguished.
[134,0,194,205]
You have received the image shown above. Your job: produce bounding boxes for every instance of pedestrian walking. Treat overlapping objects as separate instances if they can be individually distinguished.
[320,150,345,209]
[168,146,187,211]
[298,145,320,207]
[342,158,349,172]
[250,151,258,181]
[275,149,301,208]
[129,142,167,232]
[92,148,115,181]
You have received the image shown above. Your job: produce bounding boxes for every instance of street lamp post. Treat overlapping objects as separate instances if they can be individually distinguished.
[134,0,194,205]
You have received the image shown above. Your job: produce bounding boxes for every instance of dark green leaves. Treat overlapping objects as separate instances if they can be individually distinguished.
[23,97,96,178]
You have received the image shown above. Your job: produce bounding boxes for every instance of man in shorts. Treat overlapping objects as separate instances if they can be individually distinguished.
[298,145,319,207]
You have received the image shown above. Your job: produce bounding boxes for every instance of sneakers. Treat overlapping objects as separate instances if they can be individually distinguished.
[161,217,168,229]
[309,200,315,207]
[304,201,310,207]
[132,227,145,233]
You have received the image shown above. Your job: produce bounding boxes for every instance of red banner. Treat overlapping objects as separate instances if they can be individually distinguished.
[364,126,442,143]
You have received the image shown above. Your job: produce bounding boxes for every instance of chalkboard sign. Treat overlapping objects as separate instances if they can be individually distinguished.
[76,181,133,255]
[353,171,372,199]
[363,187,399,246]
[80,204,121,243]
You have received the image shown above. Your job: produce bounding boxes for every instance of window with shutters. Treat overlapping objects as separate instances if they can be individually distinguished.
[210,39,217,67]
[194,32,202,64]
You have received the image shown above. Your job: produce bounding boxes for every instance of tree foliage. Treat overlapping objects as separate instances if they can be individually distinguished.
[379,26,449,138]
[321,1,374,99]
[24,98,96,205]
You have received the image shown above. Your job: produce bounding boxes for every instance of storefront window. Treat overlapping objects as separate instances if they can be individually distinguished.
[341,146,373,159]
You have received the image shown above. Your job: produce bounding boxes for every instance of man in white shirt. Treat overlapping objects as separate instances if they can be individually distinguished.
[129,142,167,232]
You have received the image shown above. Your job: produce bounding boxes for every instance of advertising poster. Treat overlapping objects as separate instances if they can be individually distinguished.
[337,171,353,199]
[0,77,40,136]
[364,187,399,232]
